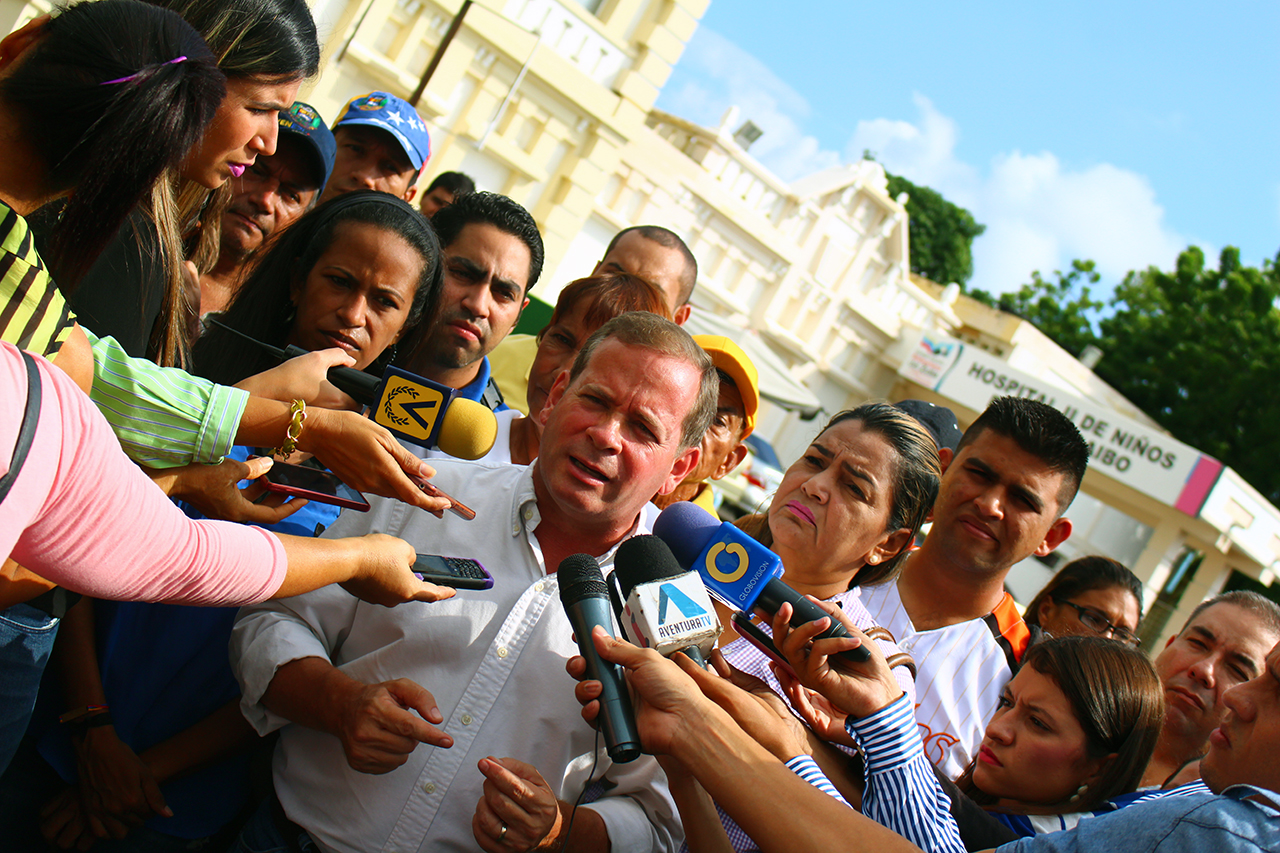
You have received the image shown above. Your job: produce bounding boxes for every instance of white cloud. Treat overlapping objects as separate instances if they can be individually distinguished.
[659,28,839,181]
[849,96,1188,292]
[660,30,1191,293]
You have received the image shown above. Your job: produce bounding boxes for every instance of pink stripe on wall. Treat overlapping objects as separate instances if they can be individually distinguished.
[1175,455,1224,517]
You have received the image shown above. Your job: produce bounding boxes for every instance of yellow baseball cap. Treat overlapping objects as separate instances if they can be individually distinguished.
[693,335,759,438]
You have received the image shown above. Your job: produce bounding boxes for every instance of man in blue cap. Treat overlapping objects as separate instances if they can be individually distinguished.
[318,90,431,205]
[200,101,337,315]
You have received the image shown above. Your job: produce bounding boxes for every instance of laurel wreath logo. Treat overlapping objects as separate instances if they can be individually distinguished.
[383,385,419,427]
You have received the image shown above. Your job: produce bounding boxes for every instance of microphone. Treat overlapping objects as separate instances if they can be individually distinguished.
[209,318,496,459]
[558,554,642,763]
[652,502,871,663]
[613,535,719,667]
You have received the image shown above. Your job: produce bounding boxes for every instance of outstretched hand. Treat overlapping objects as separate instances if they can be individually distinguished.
[145,455,307,525]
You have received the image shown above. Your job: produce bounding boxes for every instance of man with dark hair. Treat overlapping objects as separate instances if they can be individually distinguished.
[418,170,476,218]
[862,396,1089,777]
[200,102,335,315]
[400,190,545,410]
[596,225,698,325]
[317,91,430,205]
[1139,590,1280,790]
[230,313,715,853]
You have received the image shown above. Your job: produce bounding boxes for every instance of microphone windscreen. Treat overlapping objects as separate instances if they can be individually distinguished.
[614,535,685,598]
[652,502,721,569]
[436,397,498,460]
[558,553,607,604]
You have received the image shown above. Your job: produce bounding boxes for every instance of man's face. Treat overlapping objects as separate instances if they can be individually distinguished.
[1200,642,1280,793]
[418,222,530,376]
[420,186,456,218]
[680,378,747,487]
[536,338,701,526]
[220,137,319,259]
[594,232,691,324]
[319,126,417,204]
[1154,603,1278,748]
[926,429,1072,576]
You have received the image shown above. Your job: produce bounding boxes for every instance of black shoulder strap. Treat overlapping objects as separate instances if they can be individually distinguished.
[479,376,506,413]
[0,349,41,504]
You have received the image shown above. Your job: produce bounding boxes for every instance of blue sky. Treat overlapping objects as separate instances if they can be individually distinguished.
[655,1,1280,294]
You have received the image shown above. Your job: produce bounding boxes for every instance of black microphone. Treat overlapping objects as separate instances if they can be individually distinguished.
[613,535,719,667]
[558,554,642,763]
[209,318,496,459]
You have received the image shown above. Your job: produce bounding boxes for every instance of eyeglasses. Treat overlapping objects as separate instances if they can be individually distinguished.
[1051,596,1141,647]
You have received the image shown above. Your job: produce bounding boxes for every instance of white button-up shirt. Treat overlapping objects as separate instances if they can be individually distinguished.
[231,461,677,853]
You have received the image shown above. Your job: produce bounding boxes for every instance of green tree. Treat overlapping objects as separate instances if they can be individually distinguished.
[984,247,1280,503]
[885,171,986,287]
[969,259,1105,356]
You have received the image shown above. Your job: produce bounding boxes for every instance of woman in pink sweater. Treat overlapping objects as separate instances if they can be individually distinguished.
[1,340,450,608]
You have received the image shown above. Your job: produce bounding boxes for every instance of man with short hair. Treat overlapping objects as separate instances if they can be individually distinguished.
[230,312,717,852]
[487,225,698,408]
[595,226,698,325]
[861,395,1088,778]
[199,102,336,315]
[317,91,430,205]
[654,334,757,517]
[399,190,544,411]
[1139,590,1280,790]
[419,170,476,218]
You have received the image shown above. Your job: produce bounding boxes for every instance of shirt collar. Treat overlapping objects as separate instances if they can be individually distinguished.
[455,356,493,403]
[1223,784,1280,815]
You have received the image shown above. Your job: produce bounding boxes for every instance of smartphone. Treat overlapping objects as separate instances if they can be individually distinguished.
[731,611,796,679]
[413,554,493,590]
[414,477,476,521]
[258,460,371,512]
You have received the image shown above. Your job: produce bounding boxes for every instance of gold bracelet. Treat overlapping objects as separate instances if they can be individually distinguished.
[274,399,307,457]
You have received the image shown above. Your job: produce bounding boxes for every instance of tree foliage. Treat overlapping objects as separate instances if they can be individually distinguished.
[885,172,986,287]
[981,247,1280,503]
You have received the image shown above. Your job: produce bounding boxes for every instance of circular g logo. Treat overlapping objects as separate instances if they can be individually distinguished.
[705,542,749,583]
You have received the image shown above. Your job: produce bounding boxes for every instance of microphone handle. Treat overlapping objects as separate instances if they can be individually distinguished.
[676,646,707,668]
[565,595,643,763]
[755,578,872,663]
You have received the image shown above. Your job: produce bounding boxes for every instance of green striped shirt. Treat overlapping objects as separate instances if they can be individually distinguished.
[88,329,249,468]
[0,200,74,358]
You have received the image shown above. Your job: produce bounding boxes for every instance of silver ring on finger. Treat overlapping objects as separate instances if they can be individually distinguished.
[498,823,509,843]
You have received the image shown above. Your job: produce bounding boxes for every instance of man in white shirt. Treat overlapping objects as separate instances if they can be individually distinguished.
[230,312,717,853]
[861,396,1089,778]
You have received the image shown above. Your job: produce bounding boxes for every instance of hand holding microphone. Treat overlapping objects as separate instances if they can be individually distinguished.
[558,554,641,763]
[212,318,497,460]
[652,502,871,664]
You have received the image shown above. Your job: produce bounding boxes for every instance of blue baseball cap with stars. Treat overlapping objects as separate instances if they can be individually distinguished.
[333,91,431,171]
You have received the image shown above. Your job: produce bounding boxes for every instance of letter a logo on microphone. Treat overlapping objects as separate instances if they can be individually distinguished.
[376,373,445,444]
[705,542,748,583]
[657,582,705,624]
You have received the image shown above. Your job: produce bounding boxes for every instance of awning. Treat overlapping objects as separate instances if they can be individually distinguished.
[686,310,824,418]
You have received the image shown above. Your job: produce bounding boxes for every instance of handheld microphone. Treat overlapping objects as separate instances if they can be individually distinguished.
[209,318,496,459]
[613,535,719,667]
[652,502,871,664]
[558,554,642,763]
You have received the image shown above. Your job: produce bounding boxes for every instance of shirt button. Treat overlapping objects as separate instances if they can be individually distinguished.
[497,646,509,658]
[423,781,436,794]
[523,507,533,520]
[534,581,545,592]
[461,713,473,725]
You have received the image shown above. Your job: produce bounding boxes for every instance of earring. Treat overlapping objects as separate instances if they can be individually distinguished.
[867,555,879,565]
[1068,783,1088,804]
[284,304,296,324]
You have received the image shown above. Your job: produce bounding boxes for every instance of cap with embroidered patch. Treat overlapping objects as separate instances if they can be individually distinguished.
[333,91,431,170]
[278,101,336,190]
